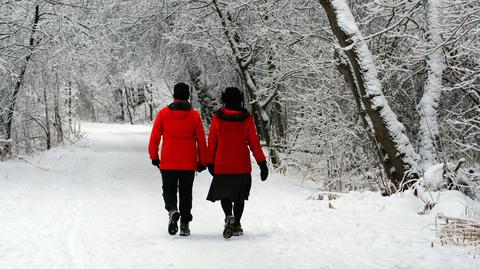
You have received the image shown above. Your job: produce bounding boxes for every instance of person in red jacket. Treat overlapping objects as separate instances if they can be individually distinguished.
[206,87,268,238]
[148,83,207,236]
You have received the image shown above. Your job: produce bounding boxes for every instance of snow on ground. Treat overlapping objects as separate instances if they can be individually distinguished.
[0,123,478,269]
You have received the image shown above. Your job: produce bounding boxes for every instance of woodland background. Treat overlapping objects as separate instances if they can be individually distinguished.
[0,0,478,195]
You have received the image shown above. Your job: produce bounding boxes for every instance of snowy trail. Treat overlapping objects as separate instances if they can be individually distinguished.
[0,123,478,269]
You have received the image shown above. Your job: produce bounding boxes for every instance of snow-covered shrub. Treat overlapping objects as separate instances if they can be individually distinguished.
[420,160,478,199]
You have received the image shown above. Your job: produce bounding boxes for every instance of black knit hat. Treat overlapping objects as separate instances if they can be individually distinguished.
[173,83,190,100]
[221,87,244,105]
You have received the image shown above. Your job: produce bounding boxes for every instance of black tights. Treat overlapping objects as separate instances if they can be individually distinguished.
[221,199,244,224]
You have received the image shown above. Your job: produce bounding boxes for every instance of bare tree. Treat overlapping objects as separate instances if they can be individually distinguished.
[317,0,421,189]
[212,0,280,166]
[418,0,445,169]
[4,4,40,154]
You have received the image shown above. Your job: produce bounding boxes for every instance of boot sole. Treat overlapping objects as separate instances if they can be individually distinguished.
[232,230,243,236]
[179,231,190,236]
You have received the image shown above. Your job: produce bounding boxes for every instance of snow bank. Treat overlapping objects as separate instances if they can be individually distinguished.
[430,190,479,219]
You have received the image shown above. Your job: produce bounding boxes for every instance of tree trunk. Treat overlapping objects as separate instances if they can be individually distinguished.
[187,65,216,125]
[267,47,287,147]
[335,49,388,182]
[123,86,134,125]
[318,0,420,189]
[418,0,444,169]
[271,98,286,145]
[116,88,126,122]
[67,81,73,131]
[43,87,51,150]
[5,5,40,154]
[54,81,64,144]
[146,83,154,122]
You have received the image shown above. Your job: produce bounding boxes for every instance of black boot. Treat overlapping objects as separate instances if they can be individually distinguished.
[180,222,190,236]
[223,215,236,239]
[168,209,180,235]
[232,222,243,236]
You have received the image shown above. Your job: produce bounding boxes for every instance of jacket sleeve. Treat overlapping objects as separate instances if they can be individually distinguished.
[148,111,163,160]
[206,116,219,165]
[247,115,266,163]
[194,112,208,166]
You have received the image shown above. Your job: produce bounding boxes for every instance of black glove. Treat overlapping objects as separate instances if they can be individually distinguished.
[197,163,206,172]
[258,161,268,181]
[207,164,215,176]
[151,159,160,167]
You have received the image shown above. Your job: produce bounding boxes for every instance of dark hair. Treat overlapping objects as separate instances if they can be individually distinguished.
[173,83,190,100]
[221,87,244,106]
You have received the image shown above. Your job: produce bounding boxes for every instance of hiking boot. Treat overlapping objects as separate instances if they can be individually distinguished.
[168,210,180,235]
[179,222,190,236]
[232,224,243,236]
[223,215,236,239]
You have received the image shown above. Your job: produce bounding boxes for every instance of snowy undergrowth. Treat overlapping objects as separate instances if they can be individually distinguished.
[0,123,479,269]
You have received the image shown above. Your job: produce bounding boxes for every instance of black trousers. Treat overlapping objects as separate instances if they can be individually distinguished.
[160,170,195,223]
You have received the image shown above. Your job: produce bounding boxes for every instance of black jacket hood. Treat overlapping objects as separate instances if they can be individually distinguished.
[215,107,250,121]
[168,100,192,111]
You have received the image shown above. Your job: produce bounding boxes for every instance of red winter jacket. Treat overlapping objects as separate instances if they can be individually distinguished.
[148,100,207,171]
[207,108,266,174]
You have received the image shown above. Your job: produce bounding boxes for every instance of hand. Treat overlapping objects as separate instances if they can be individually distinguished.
[258,161,268,181]
[207,164,215,176]
[151,159,160,167]
[197,163,206,172]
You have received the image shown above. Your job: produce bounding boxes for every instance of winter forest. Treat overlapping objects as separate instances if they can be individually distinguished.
[1,0,480,268]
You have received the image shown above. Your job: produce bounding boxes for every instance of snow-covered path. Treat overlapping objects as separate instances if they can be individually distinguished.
[0,123,478,269]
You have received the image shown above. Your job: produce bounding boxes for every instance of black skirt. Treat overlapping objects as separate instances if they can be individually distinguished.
[206,173,252,202]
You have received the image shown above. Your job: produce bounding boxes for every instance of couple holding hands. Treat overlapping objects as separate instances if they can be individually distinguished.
[148,83,268,238]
